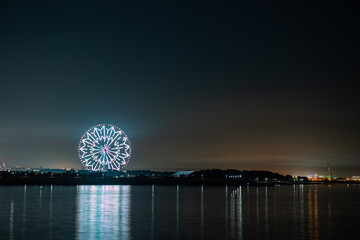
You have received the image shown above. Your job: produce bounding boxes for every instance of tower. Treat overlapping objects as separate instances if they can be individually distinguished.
[327,163,333,179]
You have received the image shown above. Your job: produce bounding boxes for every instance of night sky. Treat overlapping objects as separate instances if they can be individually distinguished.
[0,1,359,176]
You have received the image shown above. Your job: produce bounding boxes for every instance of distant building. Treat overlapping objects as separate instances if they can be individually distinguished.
[171,171,194,177]
[77,170,93,175]
[351,176,360,181]
[40,169,67,174]
[9,167,28,172]
[297,176,309,182]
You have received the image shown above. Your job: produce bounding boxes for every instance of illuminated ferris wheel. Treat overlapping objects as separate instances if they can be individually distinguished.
[78,124,132,171]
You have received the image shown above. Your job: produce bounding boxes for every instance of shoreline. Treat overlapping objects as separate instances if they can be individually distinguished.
[1,176,358,186]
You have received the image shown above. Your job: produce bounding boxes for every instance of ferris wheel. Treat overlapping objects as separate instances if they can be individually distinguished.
[78,124,132,171]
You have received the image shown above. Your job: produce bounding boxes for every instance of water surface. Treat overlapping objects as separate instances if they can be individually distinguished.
[0,184,359,239]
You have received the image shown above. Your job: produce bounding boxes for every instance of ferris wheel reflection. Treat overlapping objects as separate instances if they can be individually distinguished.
[76,185,131,240]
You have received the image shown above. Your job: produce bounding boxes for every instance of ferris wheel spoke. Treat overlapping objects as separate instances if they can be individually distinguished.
[107,149,117,155]
[106,151,115,158]
[92,148,103,153]
[93,145,103,149]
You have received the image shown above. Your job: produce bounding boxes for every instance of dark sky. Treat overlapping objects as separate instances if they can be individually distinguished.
[0,0,359,176]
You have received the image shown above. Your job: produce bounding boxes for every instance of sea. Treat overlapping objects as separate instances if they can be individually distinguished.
[0,184,359,239]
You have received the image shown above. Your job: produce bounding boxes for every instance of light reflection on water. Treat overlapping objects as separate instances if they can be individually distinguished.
[9,200,14,240]
[151,185,154,240]
[0,184,359,240]
[176,185,179,239]
[76,185,130,240]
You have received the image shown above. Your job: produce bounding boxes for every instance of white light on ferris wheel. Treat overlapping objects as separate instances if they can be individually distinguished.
[78,124,132,171]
